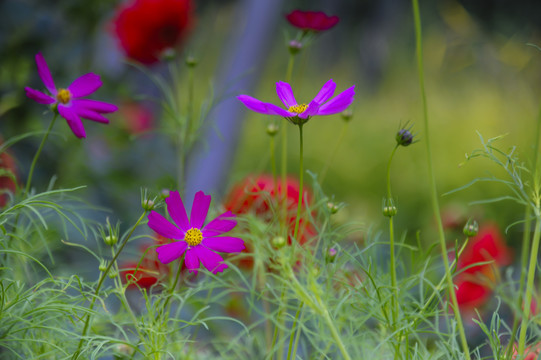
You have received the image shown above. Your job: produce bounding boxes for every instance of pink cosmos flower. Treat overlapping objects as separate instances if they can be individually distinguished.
[286,10,339,32]
[237,79,355,125]
[25,53,118,139]
[148,190,245,274]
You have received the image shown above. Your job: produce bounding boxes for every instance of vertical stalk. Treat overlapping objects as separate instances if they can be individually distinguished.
[386,145,400,357]
[411,0,471,358]
[517,216,541,356]
[25,114,57,195]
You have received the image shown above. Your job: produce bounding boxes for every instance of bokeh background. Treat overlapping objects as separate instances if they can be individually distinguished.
[2,0,541,249]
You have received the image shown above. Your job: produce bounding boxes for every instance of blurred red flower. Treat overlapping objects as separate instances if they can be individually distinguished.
[454,223,512,311]
[512,341,541,360]
[118,102,153,134]
[223,174,317,269]
[112,0,194,65]
[285,10,339,32]
[121,235,170,289]
[0,147,18,207]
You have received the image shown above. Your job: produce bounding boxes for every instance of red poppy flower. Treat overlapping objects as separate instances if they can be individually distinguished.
[285,10,339,32]
[112,0,194,65]
[121,237,170,289]
[453,223,512,310]
[0,147,18,207]
[223,174,317,269]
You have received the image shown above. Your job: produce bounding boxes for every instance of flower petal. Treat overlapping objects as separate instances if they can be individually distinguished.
[72,106,110,123]
[316,86,355,116]
[67,73,102,98]
[203,236,245,253]
[184,248,200,273]
[299,100,320,119]
[57,105,87,138]
[167,190,190,232]
[312,79,336,104]
[193,245,227,274]
[190,191,211,229]
[276,81,297,108]
[202,211,237,237]
[147,211,185,239]
[35,53,56,94]
[71,99,118,113]
[25,87,55,105]
[156,241,188,264]
[237,95,293,117]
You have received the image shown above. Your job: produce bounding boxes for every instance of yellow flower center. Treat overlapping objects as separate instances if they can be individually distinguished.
[288,104,308,114]
[56,88,71,104]
[184,228,203,246]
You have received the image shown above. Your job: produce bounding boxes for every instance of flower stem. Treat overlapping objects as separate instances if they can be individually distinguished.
[386,144,400,356]
[293,124,304,240]
[286,302,304,360]
[25,113,57,195]
[411,0,470,358]
[517,215,541,356]
[71,210,148,359]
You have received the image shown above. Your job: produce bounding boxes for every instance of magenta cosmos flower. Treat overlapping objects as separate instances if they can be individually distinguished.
[25,53,118,139]
[286,10,339,32]
[148,190,245,274]
[237,79,355,125]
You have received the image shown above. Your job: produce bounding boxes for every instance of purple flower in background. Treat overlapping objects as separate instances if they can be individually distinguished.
[237,79,355,125]
[148,190,245,274]
[25,53,118,139]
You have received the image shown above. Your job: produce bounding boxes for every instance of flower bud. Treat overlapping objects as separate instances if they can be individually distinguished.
[99,259,107,273]
[185,55,198,68]
[142,198,155,211]
[341,109,353,122]
[161,48,177,62]
[108,269,118,279]
[327,202,339,214]
[463,219,479,237]
[288,40,303,55]
[326,248,338,263]
[104,234,118,247]
[266,123,279,136]
[272,236,286,249]
[383,198,397,217]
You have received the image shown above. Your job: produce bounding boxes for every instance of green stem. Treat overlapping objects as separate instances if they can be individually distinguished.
[25,113,57,195]
[293,124,304,240]
[386,145,400,358]
[411,1,470,358]
[286,302,304,360]
[71,210,148,359]
[517,216,541,356]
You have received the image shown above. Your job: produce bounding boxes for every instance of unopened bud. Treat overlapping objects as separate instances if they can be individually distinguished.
[142,199,155,211]
[272,236,286,249]
[341,109,353,122]
[108,269,118,279]
[266,123,279,136]
[288,40,303,55]
[104,235,118,246]
[99,260,107,272]
[161,48,177,62]
[326,248,338,263]
[383,198,397,217]
[327,202,339,214]
[185,55,198,67]
[463,219,479,237]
